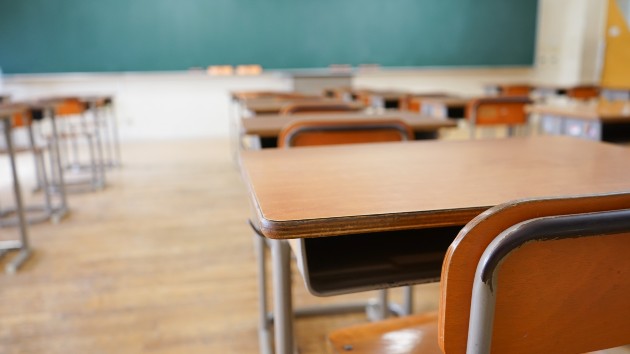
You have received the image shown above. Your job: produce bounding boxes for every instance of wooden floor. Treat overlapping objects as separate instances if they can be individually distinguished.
[0,139,440,354]
[0,138,628,353]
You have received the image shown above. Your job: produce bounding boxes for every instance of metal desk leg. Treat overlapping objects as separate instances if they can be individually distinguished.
[403,286,414,315]
[92,104,107,189]
[2,118,31,274]
[48,109,69,216]
[255,234,273,354]
[270,239,295,354]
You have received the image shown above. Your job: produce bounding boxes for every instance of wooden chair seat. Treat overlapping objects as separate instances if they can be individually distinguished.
[55,99,87,116]
[328,312,441,354]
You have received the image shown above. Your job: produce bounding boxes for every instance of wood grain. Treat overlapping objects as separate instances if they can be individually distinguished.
[1,139,436,354]
[240,136,630,239]
[0,103,29,118]
[241,111,455,137]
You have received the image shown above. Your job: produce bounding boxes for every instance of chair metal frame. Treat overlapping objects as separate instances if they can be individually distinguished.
[0,108,32,273]
[0,108,68,225]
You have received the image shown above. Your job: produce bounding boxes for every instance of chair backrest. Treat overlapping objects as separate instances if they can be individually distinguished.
[278,119,414,148]
[466,96,532,139]
[279,102,361,115]
[407,94,451,113]
[11,110,33,128]
[439,192,630,354]
[500,85,531,97]
[55,98,87,116]
[567,85,600,100]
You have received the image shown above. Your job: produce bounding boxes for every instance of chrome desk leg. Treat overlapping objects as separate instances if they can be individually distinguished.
[48,109,69,216]
[91,104,106,189]
[27,124,52,215]
[3,118,31,274]
[403,286,414,315]
[109,103,122,167]
[102,106,115,167]
[367,289,389,321]
[270,239,295,354]
[254,234,273,354]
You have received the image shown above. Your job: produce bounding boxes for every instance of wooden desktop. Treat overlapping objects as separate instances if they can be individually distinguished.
[241,136,630,354]
[529,101,630,142]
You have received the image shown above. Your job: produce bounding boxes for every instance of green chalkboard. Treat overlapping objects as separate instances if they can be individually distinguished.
[0,0,538,74]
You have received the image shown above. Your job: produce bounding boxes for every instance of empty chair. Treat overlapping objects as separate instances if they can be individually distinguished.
[499,84,532,97]
[47,97,106,192]
[253,119,415,354]
[279,101,362,115]
[466,96,532,139]
[278,119,414,147]
[0,107,67,225]
[567,85,600,100]
[328,192,630,354]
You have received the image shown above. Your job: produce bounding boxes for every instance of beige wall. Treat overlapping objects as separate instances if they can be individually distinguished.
[534,0,607,84]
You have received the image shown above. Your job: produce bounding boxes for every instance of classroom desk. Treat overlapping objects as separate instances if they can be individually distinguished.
[529,101,630,142]
[6,100,70,224]
[241,136,630,354]
[242,98,363,116]
[231,91,318,102]
[241,111,456,148]
[368,90,409,110]
[0,104,33,273]
[406,93,452,112]
[419,96,470,119]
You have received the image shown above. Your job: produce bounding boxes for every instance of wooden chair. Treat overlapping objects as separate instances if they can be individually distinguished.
[0,104,71,225]
[328,192,630,354]
[567,85,600,100]
[46,97,106,192]
[279,102,362,115]
[466,96,532,139]
[407,94,451,113]
[252,119,415,353]
[278,119,414,147]
[499,84,532,97]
